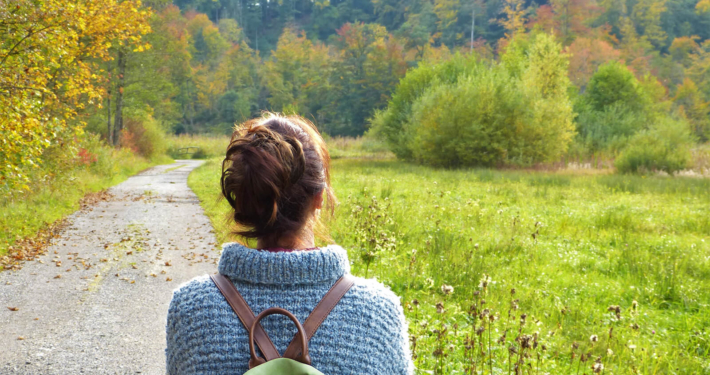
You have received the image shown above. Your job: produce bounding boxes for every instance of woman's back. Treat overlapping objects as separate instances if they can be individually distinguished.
[166,244,412,375]
[166,114,412,374]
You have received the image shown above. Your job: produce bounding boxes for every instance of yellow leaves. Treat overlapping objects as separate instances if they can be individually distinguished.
[132,43,151,52]
[1,0,153,188]
[697,0,710,13]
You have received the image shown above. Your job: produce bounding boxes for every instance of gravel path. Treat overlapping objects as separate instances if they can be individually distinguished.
[0,160,220,374]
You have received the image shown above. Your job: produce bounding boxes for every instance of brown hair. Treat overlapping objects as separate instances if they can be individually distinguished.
[220,113,335,246]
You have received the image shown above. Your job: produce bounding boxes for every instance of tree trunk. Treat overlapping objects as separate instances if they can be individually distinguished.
[107,88,112,145]
[113,48,126,146]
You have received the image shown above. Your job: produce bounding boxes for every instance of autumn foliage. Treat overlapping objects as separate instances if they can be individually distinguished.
[0,0,151,190]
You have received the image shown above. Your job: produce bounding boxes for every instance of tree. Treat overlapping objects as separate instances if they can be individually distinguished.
[566,38,621,88]
[499,0,527,40]
[687,40,710,102]
[0,0,151,189]
[631,0,668,49]
[328,22,404,135]
[434,0,461,44]
[585,61,649,112]
[673,78,710,141]
[263,28,318,113]
[370,53,480,159]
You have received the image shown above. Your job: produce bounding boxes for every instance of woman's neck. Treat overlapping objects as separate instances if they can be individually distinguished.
[257,228,315,250]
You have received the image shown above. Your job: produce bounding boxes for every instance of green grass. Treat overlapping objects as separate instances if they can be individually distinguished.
[0,149,170,257]
[324,135,394,159]
[189,157,710,374]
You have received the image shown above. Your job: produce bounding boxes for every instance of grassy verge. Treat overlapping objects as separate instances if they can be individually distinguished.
[166,134,230,159]
[0,148,171,258]
[187,158,233,246]
[189,156,710,374]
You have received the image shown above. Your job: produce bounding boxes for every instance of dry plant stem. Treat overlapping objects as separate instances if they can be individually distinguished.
[488,318,493,375]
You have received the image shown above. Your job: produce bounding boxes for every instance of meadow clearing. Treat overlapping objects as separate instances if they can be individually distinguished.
[189,151,710,374]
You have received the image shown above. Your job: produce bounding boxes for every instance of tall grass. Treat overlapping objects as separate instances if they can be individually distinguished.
[166,134,230,159]
[189,157,710,374]
[324,135,394,159]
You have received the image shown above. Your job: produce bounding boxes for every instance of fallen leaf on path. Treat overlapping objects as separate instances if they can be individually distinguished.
[54,275,61,279]
[126,251,133,255]
[17,336,24,340]
[8,307,19,311]
[132,264,138,269]
[160,270,166,274]
[150,273,156,277]
[164,261,171,266]
[166,277,172,281]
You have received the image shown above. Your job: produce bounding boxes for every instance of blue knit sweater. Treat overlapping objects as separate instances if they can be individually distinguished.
[166,243,413,375]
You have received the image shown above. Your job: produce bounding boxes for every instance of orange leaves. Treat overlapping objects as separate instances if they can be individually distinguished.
[566,38,621,88]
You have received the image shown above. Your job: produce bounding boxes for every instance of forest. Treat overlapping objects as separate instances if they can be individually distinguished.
[3,0,710,188]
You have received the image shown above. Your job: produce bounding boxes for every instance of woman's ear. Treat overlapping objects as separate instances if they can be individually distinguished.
[313,190,324,210]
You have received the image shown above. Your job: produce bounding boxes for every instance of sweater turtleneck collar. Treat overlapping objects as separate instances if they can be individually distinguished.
[217,243,351,285]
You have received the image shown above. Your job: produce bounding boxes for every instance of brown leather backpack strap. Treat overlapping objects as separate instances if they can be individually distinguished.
[210,274,280,361]
[282,274,356,359]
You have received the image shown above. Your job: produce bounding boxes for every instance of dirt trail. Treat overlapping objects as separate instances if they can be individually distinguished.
[0,160,220,374]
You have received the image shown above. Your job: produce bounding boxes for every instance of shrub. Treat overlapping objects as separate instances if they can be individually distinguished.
[615,118,695,174]
[575,102,647,152]
[191,148,207,159]
[585,61,650,112]
[369,53,481,159]
[378,33,575,167]
[409,67,524,166]
[573,62,662,155]
[121,115,167,159]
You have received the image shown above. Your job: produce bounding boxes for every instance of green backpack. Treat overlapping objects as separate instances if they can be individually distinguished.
[211,274,355,375]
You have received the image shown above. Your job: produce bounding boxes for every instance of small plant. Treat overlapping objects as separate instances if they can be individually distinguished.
[348,189,397,277]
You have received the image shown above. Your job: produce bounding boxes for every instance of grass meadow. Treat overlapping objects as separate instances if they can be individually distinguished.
[190,150,710,374]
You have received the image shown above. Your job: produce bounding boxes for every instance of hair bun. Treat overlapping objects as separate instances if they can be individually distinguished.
[220,114,335,246]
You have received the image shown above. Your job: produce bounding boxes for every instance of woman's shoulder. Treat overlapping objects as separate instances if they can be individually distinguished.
[342,276,406,320]
[168,275,219,311]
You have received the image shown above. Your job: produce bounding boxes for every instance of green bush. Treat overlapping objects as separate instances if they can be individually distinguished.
[615,117,695,174]
[575,102,647,152]
[409,67,523,166]
[191,148,208,159]
[369,53,481,159]
[376,33,575,167]
[121,115,167,159]
[573,62,660,155]
[585,61,650,113]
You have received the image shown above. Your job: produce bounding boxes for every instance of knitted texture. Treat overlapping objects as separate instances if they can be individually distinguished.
[166,243,413,375]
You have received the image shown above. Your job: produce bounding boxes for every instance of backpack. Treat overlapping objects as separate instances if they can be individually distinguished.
[210,273,355,375]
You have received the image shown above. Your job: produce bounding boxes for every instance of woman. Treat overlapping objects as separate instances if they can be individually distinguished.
[166,114,413,374]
